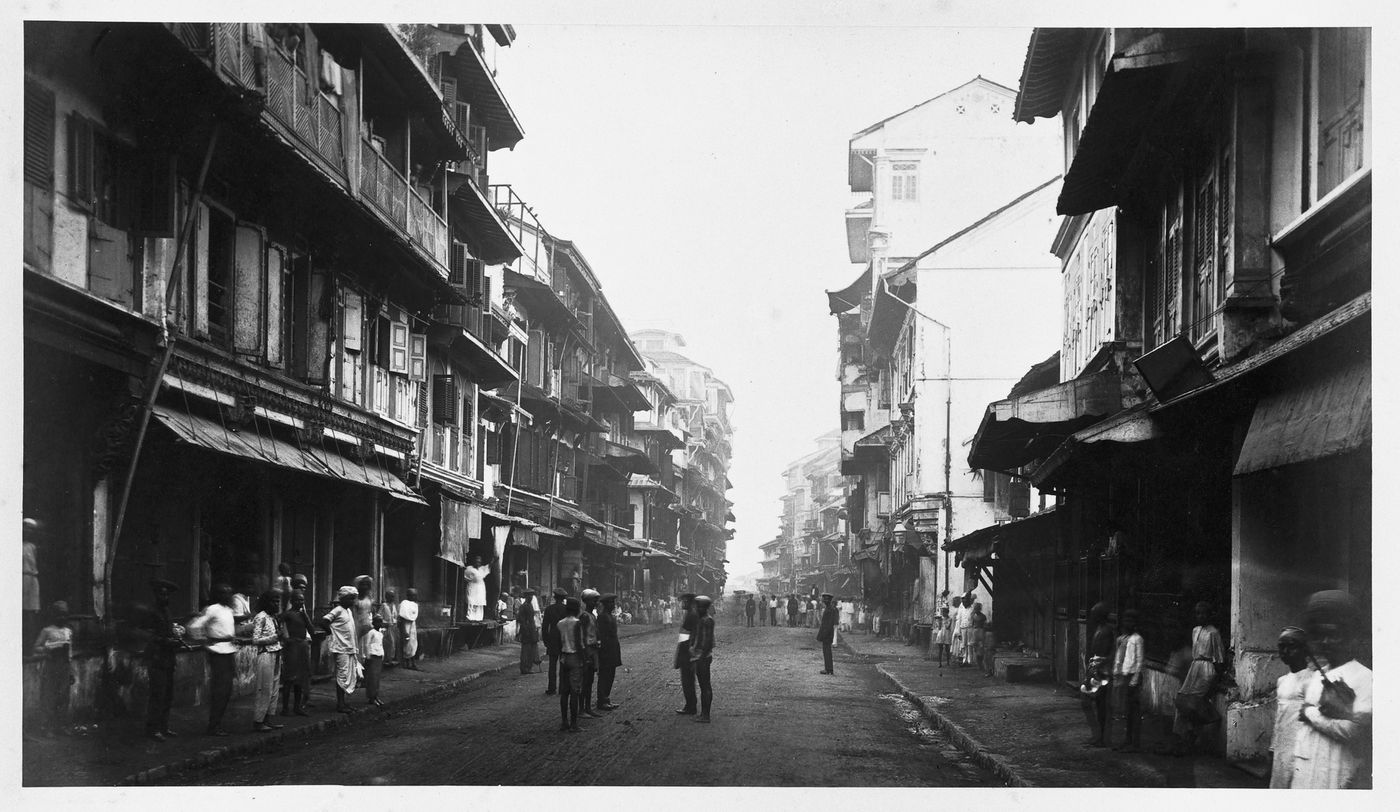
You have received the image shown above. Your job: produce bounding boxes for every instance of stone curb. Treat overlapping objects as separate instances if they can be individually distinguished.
[121,625,670,786]
[855,648,1033,789]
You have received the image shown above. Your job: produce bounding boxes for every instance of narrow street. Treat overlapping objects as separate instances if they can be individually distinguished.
[171,626,1000,786]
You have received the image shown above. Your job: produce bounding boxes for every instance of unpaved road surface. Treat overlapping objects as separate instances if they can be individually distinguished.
[172,624,1001,786]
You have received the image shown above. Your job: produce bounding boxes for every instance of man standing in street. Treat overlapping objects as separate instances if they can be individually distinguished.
[690,595,716,723]
[596,593,622,710]
[188,583,240,736]
[769,594,778,627]
[555,597,584,733]
[673,592,699,715]
[542,587,568,695]
[817,592,839,675]
[745,595,756,627]
[142,578,184,741]
[579,588,603,718]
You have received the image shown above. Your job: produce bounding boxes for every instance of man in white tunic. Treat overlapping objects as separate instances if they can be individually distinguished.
[1291,590,1371,789]
[463,555,490,621]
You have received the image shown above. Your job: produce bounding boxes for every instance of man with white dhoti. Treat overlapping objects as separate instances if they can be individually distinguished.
[320,586,360,713]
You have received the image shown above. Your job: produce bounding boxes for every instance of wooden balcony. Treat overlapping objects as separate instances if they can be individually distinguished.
[361,138,450,270]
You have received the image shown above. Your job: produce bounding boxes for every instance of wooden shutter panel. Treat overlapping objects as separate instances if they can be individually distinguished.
[526,329,545,387]
[265,243,285,367]
[441,76,457,106]
[232,224,265,356]
[416,380,429,428]
[485,428,502,465]
[389,320,410,374]
[342,289,362,352]
[67,113,94,209]
[981,470,995,502]
[455,102,471,137]
[305,264,330,386]
[408,332,427,381]
[432,374,458,426]
[192,202,210,339]
[25,79,55,190]
[467,259,484,302]
[1008,479,1030,518]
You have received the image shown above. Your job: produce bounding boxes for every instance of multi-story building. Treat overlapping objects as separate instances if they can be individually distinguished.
[22,21,531,720]
[631,330,736,598]
[762,432,857,602]
[966,28,1371,763]
[827,77,1062,635]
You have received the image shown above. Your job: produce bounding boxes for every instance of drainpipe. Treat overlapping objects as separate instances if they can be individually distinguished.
[103,125,220,620]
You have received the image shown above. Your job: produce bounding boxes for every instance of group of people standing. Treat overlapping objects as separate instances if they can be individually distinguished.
[747,593,859,630]
[932,592,989,672]
[1078,590,1371,789]
[152,571,423,739]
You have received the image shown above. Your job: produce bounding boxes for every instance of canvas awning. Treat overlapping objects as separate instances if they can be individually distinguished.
[944,507,1059,570]
[968,370,1122,473]
[826,265,872,314]
[152,404,425,504]
[438,497,482,567]
[1234,354,1370,476]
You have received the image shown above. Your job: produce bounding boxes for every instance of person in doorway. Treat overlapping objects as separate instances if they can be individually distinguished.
[1170,601,1226,756]
[555,597,584,732]
[1268,625,1312,787]
[279,588,314,716]
[970,602,988,671]
[142,579,185,741]
[578,589,603,718]
[1111,608,1145,752]
[31,600,74,737]
[517,589,541,675]
[745,595,756,627]
[22,518,43,652]
[542,587,568,694]
[690,595,716,722]
[1082,601,1115,748]
[188,584,241,736]
[320,585,361,713]
[1291,590,1372,789]
[364,615,385,707]
[397,588,420,671]
[934,606,953,667]
[250,590,286,732]
[463,556,490,621]
[674,593,700,715]
[817,593,839,675]
[597,593,622,710]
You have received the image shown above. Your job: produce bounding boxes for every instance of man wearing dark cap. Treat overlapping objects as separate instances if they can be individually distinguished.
[817,592,839,675]
[596,593,622,710]
[673,593,699,714]
[690,595,716,722]
[542,587,569,695]
[143,579,184,740]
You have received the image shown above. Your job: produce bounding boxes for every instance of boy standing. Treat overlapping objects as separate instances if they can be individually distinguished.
[555,597,584,732]
[31,600,74,737]
[364,615,385,707]
[690,595,716,722]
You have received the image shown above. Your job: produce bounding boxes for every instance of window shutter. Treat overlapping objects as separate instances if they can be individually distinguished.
[192,202,210,338]
[25,79,55,190]
[389,320,410,374]
[981,470,995,502]
[467,258,484,302]
[305,264,331,385]
[416,380,429,428]
[441,76,457,107]
[232,224,265,356]
[342,289,362,352]
[485,428,502,465]
[1217,143,1232,304]
[265,243,286,367]
[526,329,545,387]
[67,113,94,210]
[1008,479,1030,519]
[408,332,427,381]
[432,374,458,426]
[455,102,472,137]
[449,241,467,287]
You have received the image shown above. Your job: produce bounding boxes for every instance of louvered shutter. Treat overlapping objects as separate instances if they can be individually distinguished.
[342,289,362,352]
[441,76,457,106]
[192,202,210,338]
[467,259,484,302]
[25,79,55,190]
[432,374,458,426]
[1217,144,1232,304]
[1008,479,1030,518]
[67,113,94,210]
[449,241,467,287]
[455,102,471,137]
[416,380,429,428]
[408,332,427,381]
[265,243,286,367]
[526,329,545,387]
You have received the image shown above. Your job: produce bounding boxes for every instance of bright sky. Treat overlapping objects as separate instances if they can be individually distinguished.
[490,24,1034,581]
